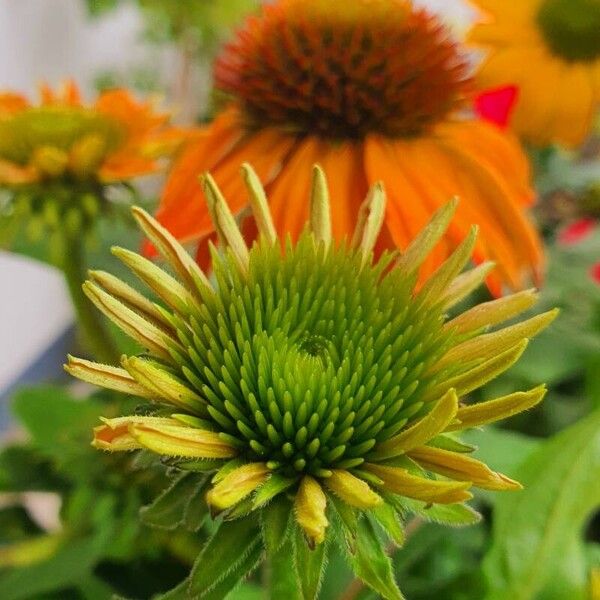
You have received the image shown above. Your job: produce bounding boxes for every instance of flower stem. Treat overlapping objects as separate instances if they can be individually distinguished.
[53,230,118,363]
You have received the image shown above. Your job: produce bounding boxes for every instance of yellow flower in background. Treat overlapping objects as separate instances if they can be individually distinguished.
[0,80,184,185]
[468,0,600,147]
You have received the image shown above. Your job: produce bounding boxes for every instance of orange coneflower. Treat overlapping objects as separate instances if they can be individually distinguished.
[468,0,600,147]
[0,80,186,362]
[154,0,543,294]
[0,80,183,187]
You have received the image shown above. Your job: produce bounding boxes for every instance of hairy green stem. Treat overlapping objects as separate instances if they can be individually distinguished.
[53,230,118,363]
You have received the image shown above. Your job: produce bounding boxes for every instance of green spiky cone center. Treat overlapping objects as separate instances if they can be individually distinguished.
[172,234,452,479]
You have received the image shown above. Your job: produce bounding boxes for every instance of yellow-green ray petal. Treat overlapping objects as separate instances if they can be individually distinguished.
[121,355,205,412]
[111,247,195,314]
[241,163,277,244]
[65,355,155,399]
[408,445,521,491]
[416,225,477,305]
[447,385,547,432]
[438,310,558,369]
[92,416,181,451]
[82,281,177,360]
[309,165,332,246]
[129,422,237,459]
[423,339,529,402]
[201,173,250,274]
[364,463,472,504]
[442,262,495,309]
[395,199,458,274]
[88,270,170,328]
[325,469,383,508]
[131,206,213,297]
[446,288,539,334]
[372,389,458,459]
[295,476,328,546]
[206,463,269,512]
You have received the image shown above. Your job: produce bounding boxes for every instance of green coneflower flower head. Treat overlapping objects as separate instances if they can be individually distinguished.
[67,164,556,599]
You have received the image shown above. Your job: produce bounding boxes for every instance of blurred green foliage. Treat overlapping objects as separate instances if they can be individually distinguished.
[84,0,258,52]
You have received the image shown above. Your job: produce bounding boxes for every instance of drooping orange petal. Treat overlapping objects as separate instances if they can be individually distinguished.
[267,136,327,242]
[365,136,458,281]
[438,126,543,288]
[154,108,295,250]
[441,120,532,206]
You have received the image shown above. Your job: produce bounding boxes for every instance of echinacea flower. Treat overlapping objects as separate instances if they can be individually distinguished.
[468,0,600,147]
[67,164,556,598]
[0,80,186,362]
[0,80,184,232]
[152,0,543,296]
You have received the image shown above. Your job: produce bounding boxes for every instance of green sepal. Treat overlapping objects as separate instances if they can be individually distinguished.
[328,494,357,551]
[401,497,481,526]
[176,459,225,472]
[223,496,254,521]
[371,502,405,547]
[183,478,211,532]
[344,516,405,600]
[212,458,245,483]
[253,473,296,508]
[140,472,204,530]
[270,538,302,600]
[201,542,263,600]
[293,524,328,600]
[188,515,261,597]
[261,495,291,555]
[428,433,477,453]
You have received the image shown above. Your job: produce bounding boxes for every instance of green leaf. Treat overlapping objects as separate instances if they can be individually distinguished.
[345,516,404,600]
[140,473,204,530]
[188,516,260,597]
[260,495,291,555]
[0,444,63,492]
[11,386,104,479]
[483,408,600,600]
[294,526,328,600]
[270,538,301,600]
[0,502,115,600]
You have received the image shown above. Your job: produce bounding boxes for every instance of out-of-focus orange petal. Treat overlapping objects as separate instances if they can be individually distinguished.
[438,127,543,288]
[0,93,28,114]
[0,159,38,185]
[365,136,453,281]
[441,120,532,206]
[98,155,158,182]
[155,109,295,249]
[267,136,326,242]
[96,89,167,135]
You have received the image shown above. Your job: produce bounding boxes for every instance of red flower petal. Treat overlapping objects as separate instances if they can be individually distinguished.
[559,218,597,245]
[474,86,518,129]
[590,262,600,285]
